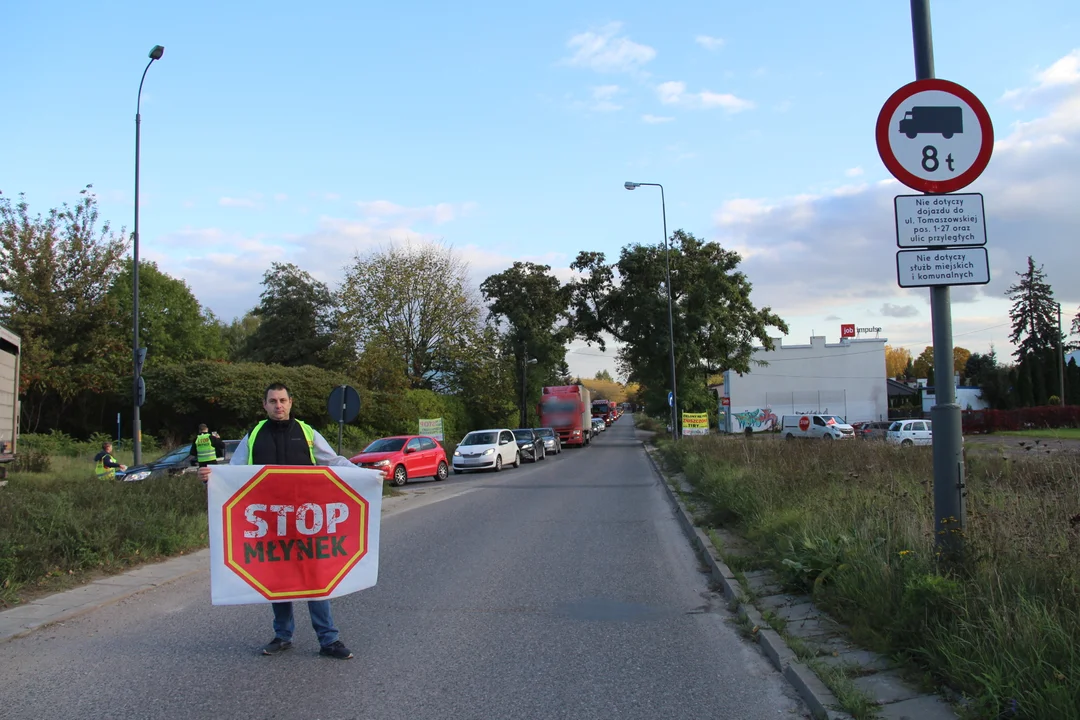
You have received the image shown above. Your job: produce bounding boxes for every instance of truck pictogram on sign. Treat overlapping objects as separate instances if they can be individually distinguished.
[898,106,962,139]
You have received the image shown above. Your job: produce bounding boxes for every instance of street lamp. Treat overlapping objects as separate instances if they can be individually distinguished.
[624,181,678,442]
[1057,302,1066,404]
[521,349,538,429]
[133,44,164,466]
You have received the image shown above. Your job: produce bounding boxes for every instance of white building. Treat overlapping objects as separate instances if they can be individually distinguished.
[922,385,989,413]
[719,335,888,433]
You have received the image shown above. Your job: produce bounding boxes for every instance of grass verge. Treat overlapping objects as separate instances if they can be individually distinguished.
[995,428,1080,441]
[1,455,396,606]
[662,436,1080,720]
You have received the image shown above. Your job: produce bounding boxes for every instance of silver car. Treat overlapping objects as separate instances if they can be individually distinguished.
[533,427,562,454]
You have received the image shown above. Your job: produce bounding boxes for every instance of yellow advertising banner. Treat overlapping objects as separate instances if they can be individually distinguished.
[682,412,710,436]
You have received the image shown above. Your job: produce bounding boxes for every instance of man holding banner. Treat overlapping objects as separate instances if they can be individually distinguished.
[199,383,383,660]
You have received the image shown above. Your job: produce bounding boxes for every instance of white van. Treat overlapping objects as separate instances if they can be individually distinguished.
[781,414,856,440]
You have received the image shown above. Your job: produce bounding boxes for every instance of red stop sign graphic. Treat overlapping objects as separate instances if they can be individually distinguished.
[799,416,810,432]
[223,466,370,601]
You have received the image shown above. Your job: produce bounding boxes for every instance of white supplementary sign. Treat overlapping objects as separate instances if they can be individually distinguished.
[896,248,990,288]
[876,79,993,194]
[895,193,986,248]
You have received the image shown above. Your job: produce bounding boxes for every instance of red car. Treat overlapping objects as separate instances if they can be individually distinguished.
[349,435,449,487]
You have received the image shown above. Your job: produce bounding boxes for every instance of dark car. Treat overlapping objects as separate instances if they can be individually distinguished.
[533,427,562,455]
[512,429,546,462]
[854,421,892,441]
[117,440,241,482]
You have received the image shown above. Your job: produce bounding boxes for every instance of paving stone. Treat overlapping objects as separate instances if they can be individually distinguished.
[745,574,784,595]
[757,593,808,610]
[817,649,894,672]
[31,585,121,608]
[92,575,159,588]
[0,604,63,621]
[772,602,817,622]
[852,670,921,705]
[784,616,842,639]
[877,694,958,720]
[803,635,858,656]
[743,570,772,579]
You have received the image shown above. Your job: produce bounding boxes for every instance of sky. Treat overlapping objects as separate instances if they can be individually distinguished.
[3,0,1079,381]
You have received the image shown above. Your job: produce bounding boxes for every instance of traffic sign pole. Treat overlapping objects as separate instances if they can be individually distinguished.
[911,0,966,559]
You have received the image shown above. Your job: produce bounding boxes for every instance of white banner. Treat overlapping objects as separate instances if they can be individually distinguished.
[207,464,383,606]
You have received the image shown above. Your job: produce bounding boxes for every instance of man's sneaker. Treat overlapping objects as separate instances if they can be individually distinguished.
[261,637,293,655]
[319,640,354,659]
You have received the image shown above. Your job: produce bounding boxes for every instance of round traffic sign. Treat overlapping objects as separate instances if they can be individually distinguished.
[876,79,993,194]
[799,416,810,432]
[327,384,361,424]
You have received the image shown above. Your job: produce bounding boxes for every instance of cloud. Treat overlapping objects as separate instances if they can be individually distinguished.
[642,114,674,124]
[845,166,864,177]
[1001,49,1080,107]
[273,193,288,202]
[657,81,754,112]
[695,35,724,51]
[590,84,623,112]
[880,303,919,318]
[218,196,260,209]
[824,315,841,321]
[354,200,477,226]
[563,22,656,74]
[710,50,1080,355]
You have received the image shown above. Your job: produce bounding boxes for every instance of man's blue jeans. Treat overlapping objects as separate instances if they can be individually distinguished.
[271,600,339,647]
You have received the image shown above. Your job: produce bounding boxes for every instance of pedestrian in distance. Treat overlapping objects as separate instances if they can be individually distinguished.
[93,441,126,480]
[198,383,364,660]
[189,423,225,468]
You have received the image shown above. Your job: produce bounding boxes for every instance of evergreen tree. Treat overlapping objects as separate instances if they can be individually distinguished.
[1007,257,1060,406]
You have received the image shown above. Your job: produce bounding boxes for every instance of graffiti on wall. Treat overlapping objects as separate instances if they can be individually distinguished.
[732,408,778,431]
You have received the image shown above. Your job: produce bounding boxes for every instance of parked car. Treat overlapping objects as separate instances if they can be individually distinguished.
[118,439,240,482]
[533,427,562,454]
[350,435,449,486]
[781,414,855,440]
[886,419,933,446]
[591,417,605,435]
[452,429,520,474]
[854,421,892,441]
[513,429,546,462]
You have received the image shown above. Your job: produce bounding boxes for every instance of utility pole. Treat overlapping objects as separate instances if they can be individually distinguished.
[910,0,966,556]
[1058,302,1066,403]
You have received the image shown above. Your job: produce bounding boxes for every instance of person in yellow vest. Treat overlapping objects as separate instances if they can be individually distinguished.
[199,383,361,660]
[93,442,126,480]
[188,423,225,468]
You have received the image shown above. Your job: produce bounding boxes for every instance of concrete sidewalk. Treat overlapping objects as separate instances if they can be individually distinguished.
[0,489,453,644]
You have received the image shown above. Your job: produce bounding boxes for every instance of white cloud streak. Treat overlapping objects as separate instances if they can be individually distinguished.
[563,22,656,74]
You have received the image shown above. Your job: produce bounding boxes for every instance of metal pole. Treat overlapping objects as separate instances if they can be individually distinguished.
[132,56,156,467]
[659,186,678,442]
[911,0,965,556]
[520,345,526,429]
[1059,303,1066,403]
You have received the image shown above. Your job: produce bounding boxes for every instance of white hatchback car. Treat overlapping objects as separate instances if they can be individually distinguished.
[452,429,521,474]
[886,419,932,446]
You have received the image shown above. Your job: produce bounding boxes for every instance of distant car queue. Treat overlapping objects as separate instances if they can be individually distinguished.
[349,414,619,486]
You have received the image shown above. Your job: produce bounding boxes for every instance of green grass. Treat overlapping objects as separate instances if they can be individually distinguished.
[662,438,1080,720]
[996,428,1080,440]
[0,452,395,606]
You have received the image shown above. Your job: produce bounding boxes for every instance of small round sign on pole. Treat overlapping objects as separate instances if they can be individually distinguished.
[876,78,993,194]
[327,385,361,455]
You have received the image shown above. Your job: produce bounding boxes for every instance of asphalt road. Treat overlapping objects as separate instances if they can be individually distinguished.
[0,419,805,720]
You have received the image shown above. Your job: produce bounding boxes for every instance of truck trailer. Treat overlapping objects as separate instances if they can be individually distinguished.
[0,325,21,478]
[538,384,592,448]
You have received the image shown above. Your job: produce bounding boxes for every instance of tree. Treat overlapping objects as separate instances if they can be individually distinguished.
[339,241,483,392]
[884,345,911,378]
[964,349,997,386]
[569,230,788,418]
[594,369,613,382]
[1007,257,1060,405]
[481,262,573,426]
[913,346,934,382]
[245,263,339,369]
[953,346,971,383]
[216,313,261,362]
[0,186,128,432]
[1069,305,1080,352]
[108,259,226,367]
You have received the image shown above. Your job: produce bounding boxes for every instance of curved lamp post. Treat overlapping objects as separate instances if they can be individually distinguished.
[133,44,164,465]
[624,181,678,442]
